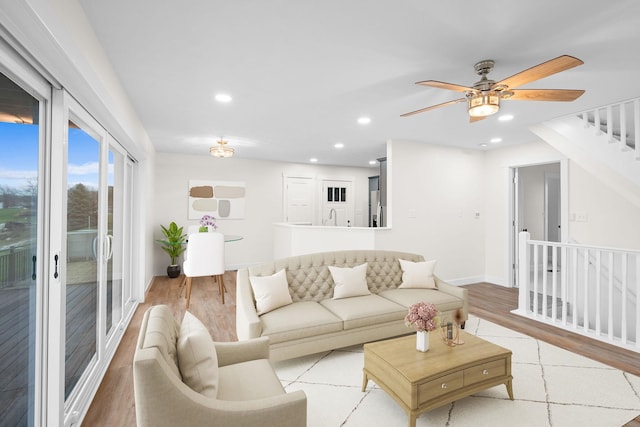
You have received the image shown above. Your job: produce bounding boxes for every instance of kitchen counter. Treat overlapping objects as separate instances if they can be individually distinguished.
[273,222,390,258]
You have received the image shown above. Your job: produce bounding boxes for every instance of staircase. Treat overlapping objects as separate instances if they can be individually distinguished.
[530,97,640,207]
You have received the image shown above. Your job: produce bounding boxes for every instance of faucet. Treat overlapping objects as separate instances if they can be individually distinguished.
[328,208,337,226]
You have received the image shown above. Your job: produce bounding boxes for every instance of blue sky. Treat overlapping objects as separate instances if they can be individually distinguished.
[0,122,101,191]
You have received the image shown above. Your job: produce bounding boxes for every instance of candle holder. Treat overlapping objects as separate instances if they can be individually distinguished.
[452,309,465,345]
[440,321,458,346]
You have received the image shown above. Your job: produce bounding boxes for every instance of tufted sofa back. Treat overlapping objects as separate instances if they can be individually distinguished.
[247,250,424,302]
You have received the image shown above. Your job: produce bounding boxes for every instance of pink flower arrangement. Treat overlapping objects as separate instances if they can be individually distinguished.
[405,302,440,332]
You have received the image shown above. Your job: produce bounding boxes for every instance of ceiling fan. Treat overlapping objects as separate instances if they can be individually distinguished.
[401,55,585,122]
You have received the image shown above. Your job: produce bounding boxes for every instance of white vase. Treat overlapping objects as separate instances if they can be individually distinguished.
[416,330,430,352]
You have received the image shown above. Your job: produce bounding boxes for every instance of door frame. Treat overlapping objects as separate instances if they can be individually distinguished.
[508,160,568,288]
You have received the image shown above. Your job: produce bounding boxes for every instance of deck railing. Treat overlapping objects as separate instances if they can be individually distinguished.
[515,231,639,352]
[0,244,33,288]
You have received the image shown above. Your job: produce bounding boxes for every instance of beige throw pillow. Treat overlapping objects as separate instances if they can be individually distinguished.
[398,259,437,289]
[249,269,293,315]
[177,311,218,398]
[329,263,371,299]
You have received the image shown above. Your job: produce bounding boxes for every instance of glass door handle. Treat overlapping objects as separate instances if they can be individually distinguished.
[105,234,113,261]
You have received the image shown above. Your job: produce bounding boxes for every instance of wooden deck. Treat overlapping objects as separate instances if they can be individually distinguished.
[0,282,98,424]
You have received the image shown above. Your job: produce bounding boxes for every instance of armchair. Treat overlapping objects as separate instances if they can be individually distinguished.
[133,305,307,427]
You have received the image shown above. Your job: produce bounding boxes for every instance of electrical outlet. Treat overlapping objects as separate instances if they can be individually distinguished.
[575,212,588,222]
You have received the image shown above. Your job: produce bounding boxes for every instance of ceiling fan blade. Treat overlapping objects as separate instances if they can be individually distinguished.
[401,98,466,117]
[469,115,486,123]
[495,55,584,90]
[508,89,585,101]
[416,80,473,92]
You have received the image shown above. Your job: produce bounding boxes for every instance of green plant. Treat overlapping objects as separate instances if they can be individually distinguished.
[157,222,186,265]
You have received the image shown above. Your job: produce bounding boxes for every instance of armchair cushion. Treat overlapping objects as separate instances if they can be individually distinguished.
[177,311,219,398]
[218,359,285,401]
[398,259,437,289]
[250,269,293,315]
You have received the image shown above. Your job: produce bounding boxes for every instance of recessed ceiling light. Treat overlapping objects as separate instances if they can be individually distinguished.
[215,93,232,103]
[357,117,371,125]
[334,142,344,149]
[309,158,318,163]
[368,160,377,165]
[490,137,502,143]
[478,143,489,148]
[498,114,513,121]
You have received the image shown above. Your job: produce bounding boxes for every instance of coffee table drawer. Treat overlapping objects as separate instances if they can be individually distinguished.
[418,371,463,404]
[464,359,506,386]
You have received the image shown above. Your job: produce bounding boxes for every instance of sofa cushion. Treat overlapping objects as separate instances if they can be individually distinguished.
[319,294,406,330]
[141,305,181,379]
[260,301,343,344]
[247,250,425,301]
[398,259,437,289]
[177,311,219,398]
[250,269,293,315]
[218,359,285,401]
[328,262,371,299]
[379,288,463,313]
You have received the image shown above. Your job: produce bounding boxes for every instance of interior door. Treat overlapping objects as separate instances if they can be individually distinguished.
[321,179,354,226]
[545,172,561,243]
[284,176,314,224]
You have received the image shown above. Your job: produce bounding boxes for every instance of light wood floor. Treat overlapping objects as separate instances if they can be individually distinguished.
[82,276,640,426]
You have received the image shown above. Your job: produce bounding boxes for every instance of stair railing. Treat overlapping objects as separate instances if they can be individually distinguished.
[515,231,639,353]
[573,97,640,161]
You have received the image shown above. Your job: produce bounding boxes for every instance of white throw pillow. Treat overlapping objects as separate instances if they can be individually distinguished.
[398,259,437,289]
[177,311,218,398]
[249,269,293,315]
[329,263,371,299]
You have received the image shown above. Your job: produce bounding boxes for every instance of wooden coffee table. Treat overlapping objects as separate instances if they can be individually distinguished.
[362,330,513,427]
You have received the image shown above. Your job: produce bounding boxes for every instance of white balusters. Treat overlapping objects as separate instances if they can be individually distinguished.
[577,97,640,156]
[516,232,639,353]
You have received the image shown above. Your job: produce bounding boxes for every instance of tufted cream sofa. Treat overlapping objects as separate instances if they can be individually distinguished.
[236,250,468,361]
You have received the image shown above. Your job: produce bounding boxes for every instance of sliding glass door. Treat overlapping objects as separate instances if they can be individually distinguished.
[1,38,138,427]
[64,117,100,400]
[56,94,136,424]
[0,54,49,426]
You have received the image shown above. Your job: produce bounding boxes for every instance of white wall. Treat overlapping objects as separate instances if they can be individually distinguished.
[153,152,374,275]
[375,140,486,283]
[568,162,640,249]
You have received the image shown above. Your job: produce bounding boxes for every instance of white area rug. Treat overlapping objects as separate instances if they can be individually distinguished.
[272,316,640,427]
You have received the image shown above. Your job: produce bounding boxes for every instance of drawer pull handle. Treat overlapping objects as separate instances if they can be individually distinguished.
[441,383,447,389]
[482,369,489,375]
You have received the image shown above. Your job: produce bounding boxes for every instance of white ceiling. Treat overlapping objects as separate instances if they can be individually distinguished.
[79,1,640,168]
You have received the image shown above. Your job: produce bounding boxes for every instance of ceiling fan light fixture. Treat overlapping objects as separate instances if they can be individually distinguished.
[468,92,500,117]
[210,138,234,158]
